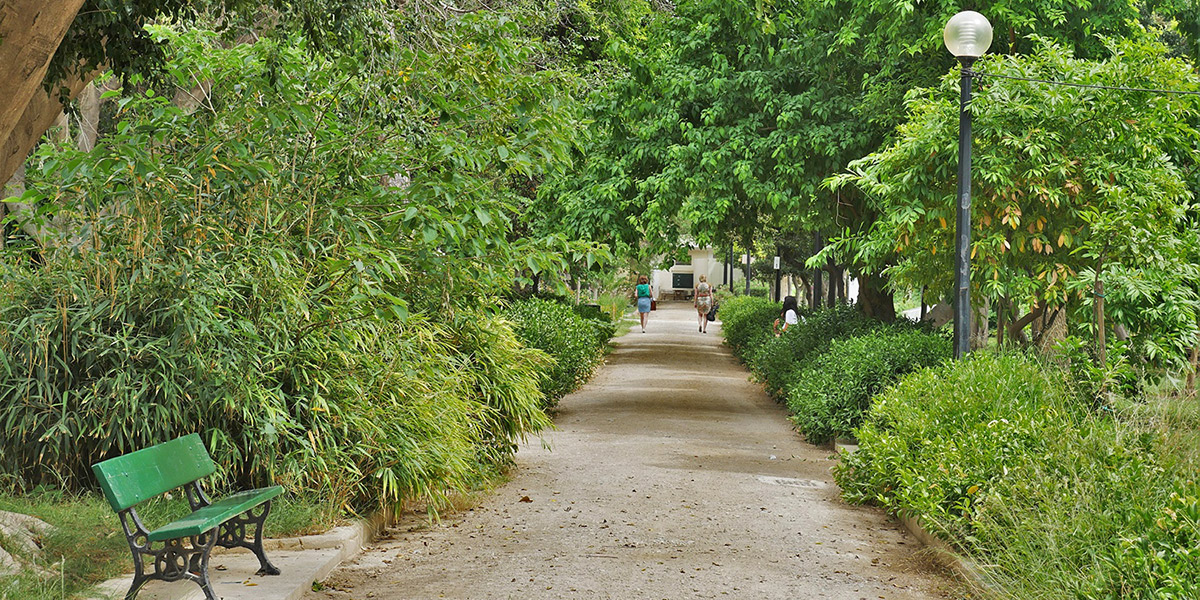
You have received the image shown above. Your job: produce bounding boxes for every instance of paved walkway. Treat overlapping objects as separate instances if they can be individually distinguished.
[305,302,957,599]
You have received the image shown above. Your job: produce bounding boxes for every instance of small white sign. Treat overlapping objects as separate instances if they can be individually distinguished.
[773,256,781,270]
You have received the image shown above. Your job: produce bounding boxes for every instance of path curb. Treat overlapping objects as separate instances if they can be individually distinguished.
[896,515,1000,599]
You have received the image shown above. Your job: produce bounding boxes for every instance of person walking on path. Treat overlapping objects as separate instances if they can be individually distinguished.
[694,274,713,333]
[635,274,653,333]
[773,295,799,337]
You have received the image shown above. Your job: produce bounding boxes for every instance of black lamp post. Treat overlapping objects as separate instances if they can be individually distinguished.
[943,11,993,359]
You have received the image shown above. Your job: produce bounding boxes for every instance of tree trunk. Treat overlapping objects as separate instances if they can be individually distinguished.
[1008,303,1046,346]
[1186,316,1198,397]
[1187,333,1198,397]
[923,303,953,328]
[744,234,753,296]
[0,0,91,185]
[970,295,990,350]
[857,271,896,322]
[812,233,824,308]
[1091,243,1110,371]
[52,110,71,143]
[825,260,836,307]
[1094,279,1106,369]
[0,161,43,243]
[1036,307,1068,356]
[996,296,1008,348]
[0,0,87,146]
[76,81,105,152]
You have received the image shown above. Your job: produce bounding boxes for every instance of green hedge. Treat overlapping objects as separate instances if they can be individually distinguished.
[716,295,780,360]
[505,297,614,405]
[835,352,1200,597]
[786,329,951,444]
[746,304,880,399]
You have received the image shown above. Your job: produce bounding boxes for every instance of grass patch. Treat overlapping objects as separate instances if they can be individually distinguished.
[0,489,338,600]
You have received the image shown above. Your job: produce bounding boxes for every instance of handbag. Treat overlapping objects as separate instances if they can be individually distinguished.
[706,303,718,322]
[650,299,657,311]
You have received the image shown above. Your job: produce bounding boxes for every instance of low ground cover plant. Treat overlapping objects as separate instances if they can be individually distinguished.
[787,329,950,444]
[836,352,1200,597]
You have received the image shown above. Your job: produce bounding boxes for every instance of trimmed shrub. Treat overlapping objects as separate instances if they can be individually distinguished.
[716,296,780,360]
[505,297,613,405]
[786,329,950,444]
[835,353,1079,536]
[835,352,1200,596]
[747,304,879,399]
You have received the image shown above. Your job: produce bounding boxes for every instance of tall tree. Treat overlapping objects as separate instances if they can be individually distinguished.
[832,38,1200,361]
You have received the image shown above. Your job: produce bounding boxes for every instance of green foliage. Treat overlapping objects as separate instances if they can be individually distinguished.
[825,0,1142,136]
[543,0,849,256]
[47,0,383,97]
[745,282,771,297]
[505,297,614,405]
[836,352,1200,596]
[836,353,1077,533]
[0,13,613,509]
[747,303,878,399]
[714,295,779,360]
[833,38,1200,365]
[787,329,951,444]
[0,244,550,507]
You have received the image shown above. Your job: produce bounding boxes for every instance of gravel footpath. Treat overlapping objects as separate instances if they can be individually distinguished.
[305,302,960,600]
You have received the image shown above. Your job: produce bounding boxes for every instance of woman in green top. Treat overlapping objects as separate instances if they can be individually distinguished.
[635,275,653,333]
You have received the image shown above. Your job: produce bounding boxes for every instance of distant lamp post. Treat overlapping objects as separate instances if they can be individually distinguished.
[943,11,992,359]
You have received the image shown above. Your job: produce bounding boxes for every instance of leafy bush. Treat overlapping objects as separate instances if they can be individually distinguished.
[746,282,771,297]
[836,352,1200,596]
[835,353,1079,536]
[716,296,780,359]
[0,22,587,510]
[786,329,950,444]
[0,247,552,509]
[747,304,879,399]
[505,297,613,404]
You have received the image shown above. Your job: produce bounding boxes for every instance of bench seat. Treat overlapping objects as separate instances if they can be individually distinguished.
[148,485,283,542]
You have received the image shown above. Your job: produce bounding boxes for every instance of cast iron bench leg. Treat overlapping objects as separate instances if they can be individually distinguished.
[120,509,218,600]
[186,481,282,576]
[217,500,280,575]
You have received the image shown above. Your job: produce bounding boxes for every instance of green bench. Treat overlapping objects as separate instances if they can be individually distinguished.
[91,433,283,600]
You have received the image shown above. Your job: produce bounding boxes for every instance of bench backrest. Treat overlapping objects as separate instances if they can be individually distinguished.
[91,433,217,511]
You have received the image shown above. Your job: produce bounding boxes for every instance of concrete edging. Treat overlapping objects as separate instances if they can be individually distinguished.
[896,514,1000,599]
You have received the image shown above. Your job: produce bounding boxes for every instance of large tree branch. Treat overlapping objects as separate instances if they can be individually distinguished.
[1,66,99,189]
[0,0,87,157]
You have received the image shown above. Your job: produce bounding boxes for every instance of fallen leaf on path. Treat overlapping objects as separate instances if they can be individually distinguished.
[519,496,532,503]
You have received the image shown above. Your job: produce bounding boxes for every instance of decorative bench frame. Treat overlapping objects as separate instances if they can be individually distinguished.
[92,433,283,600]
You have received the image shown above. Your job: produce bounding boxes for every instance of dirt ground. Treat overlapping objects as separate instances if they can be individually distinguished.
[305,302,961,600]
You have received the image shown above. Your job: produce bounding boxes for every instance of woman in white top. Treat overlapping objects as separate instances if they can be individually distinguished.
[773,295,799,337]
[693,274,714,333]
